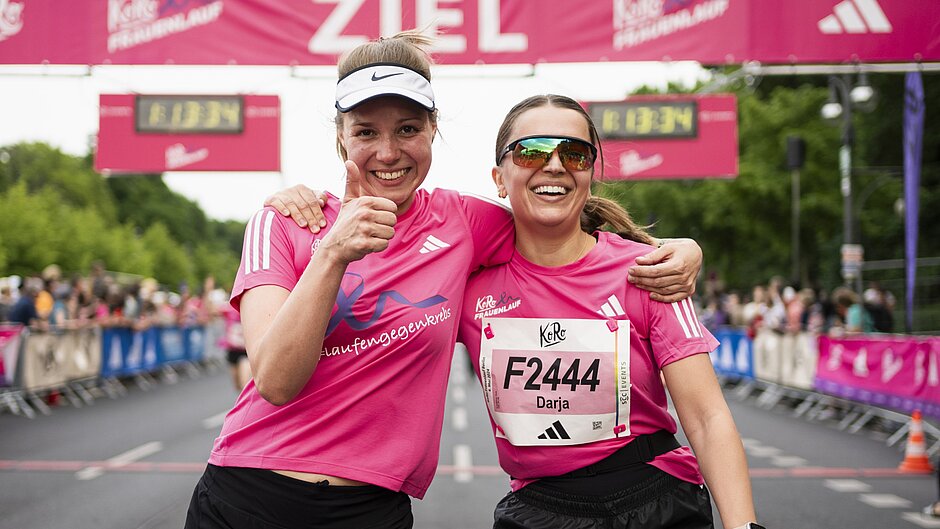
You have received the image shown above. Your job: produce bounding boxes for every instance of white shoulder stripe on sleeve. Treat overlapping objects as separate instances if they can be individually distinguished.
[682,298,703,337]
[251,210,264,273]
[261,211,275,270]
[243,210,258,276]
[671,302,693,338]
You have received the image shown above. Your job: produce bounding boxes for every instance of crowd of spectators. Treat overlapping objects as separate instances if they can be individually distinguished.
[697,273,897,337]
[0,262,228,332]
[0,263,900,340]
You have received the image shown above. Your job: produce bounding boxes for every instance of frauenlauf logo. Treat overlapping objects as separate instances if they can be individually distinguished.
[419,234,451,254]
[474,292,522,320]
[613,0,730,51]
[0,0,24,42]
[818,0,891,34]
[165,143,209,170]
[107,0,225,53]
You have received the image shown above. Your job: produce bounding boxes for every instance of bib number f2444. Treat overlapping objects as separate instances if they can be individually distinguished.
[479,318,630,446]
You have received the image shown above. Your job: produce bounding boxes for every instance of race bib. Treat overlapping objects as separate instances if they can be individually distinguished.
[479,318,630,446]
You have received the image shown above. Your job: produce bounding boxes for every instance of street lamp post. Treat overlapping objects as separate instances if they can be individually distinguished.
[827,75,855,246]
[822,73,875,293]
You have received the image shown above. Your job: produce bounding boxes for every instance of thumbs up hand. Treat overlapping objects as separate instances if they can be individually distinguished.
[321,160,398,264]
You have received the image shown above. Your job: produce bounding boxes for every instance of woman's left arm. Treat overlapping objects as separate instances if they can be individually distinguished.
[628,238,702,303]
[662,354,757,529]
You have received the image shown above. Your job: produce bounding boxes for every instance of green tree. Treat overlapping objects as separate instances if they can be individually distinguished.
[0,183,61,275]
[0,142,118,223]
[140,222,194,289]
[106,175,209,247]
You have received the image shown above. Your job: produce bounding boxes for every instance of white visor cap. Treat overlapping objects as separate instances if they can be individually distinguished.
[335,63,435,112]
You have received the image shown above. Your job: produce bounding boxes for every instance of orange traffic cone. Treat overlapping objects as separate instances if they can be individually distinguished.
[898,410,935,473]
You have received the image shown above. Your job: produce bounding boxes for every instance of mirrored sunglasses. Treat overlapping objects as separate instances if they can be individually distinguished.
[498,135,597,172]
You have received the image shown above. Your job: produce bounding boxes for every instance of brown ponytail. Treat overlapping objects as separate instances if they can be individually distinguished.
[580,196,654,246]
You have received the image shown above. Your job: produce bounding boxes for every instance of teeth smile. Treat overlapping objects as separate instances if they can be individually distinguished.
[533,185,568,196]
[374,169,407,180]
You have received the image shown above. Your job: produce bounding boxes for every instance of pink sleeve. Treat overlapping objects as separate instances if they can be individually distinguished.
[458,193,515,269]
[648,297,720,368]
[230,207,302,311]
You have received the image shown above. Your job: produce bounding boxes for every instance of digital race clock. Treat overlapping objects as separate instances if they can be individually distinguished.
[135,95,244,134]
[588,100,698,140]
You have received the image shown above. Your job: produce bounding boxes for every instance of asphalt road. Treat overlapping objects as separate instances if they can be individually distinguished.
[0,352,936,529]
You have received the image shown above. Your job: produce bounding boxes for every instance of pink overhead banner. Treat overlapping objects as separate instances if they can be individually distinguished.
[0,1,937,66]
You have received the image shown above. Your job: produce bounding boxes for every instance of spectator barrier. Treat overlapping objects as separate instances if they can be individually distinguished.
[0,324,212,417]
[816,334,940,419]
[710,326,940,452]
[710,328,940,415]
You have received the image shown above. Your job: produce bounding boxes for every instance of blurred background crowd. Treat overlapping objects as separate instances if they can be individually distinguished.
[0,261,228,332]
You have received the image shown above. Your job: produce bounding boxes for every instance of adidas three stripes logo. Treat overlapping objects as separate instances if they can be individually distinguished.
[538,420,571,440]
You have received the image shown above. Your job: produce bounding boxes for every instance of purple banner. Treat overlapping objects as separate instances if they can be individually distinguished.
[903,72,924,333]
[816,335,940,419]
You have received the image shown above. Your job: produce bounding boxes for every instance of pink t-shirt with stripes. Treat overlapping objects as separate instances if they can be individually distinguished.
[209,189,513,499]
[458,231,718,490]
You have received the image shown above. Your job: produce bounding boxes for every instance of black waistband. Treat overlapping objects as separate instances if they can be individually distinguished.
[563,430,681,478]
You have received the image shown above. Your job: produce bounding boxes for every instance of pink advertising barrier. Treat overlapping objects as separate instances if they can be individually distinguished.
[816,335,940,420]
[0,324,24,386]
[0,1,937,66]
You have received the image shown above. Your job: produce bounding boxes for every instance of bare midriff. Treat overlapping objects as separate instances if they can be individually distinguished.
[273,470,370,486]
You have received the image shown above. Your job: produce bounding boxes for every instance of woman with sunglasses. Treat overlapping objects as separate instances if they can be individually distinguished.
[454,94,760,529]
[186,32,704,529]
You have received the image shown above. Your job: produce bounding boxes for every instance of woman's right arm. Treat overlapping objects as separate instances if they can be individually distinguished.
[243,162,397,405]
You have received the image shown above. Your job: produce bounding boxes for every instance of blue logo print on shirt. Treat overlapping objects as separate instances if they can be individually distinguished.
[326,273,448,335]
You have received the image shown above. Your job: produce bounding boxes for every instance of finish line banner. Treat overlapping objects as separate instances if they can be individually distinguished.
[0,1,937,66]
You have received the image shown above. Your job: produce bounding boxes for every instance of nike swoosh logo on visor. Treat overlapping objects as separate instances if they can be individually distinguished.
[371,72,405,81]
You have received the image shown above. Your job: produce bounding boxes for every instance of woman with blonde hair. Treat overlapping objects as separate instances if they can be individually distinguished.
[186,32,704,529]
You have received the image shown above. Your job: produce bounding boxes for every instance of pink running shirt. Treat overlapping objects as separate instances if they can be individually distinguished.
[209,188,513,499]
[459,231,718,491]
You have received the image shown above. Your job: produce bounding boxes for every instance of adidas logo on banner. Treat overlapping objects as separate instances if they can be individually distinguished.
[818,0,892,34]
[597,295,625,318]
[419,234,451,254]
[538,420,571,440]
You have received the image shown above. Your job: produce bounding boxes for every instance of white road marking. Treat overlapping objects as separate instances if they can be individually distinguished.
[452,407,468,432]
[75,441,163,481]
[858,493,912,508]
[824,479,871,493]
[901,512,940,527]
[454,444,473,483]
[747,446,783,457]
[770,455,807,467]
[202,411,228,429]
[452,385,467,404]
